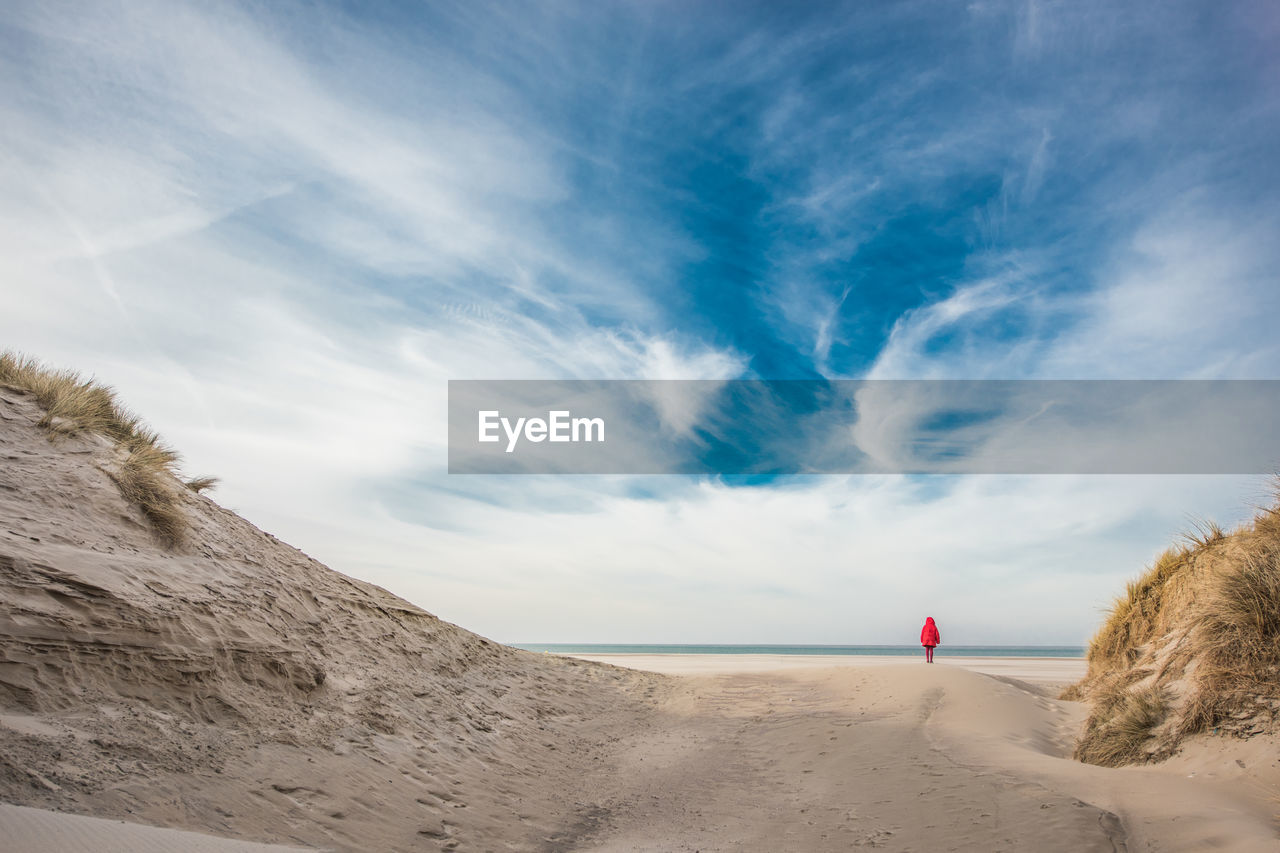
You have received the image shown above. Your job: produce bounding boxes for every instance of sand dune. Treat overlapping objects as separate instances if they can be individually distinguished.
[1,802,312,853]
[0,386,663,851]
[2,382,1278,851]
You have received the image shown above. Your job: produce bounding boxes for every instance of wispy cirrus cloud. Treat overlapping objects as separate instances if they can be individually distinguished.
[1,0,1277,644]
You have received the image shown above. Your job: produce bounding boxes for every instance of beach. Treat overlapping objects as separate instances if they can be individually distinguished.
[5,0,1280,847]
[563,652,1087,686]
[554,657,1278,851]
[3,386,1278,851]
[5,654,1277,851]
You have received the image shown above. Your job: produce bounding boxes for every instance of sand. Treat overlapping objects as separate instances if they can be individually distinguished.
[0,388,663,851]
[566,652,1087,686]
[3,385,1279,851]
[7,661,1277,851]
[553,659,1280,851]
[0,802,312,853]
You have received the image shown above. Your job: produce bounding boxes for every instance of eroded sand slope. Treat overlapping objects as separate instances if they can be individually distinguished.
[0,388,663,851]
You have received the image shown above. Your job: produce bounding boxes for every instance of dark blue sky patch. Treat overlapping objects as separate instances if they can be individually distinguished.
[61,0,1278,387]
[307,0,1280,384]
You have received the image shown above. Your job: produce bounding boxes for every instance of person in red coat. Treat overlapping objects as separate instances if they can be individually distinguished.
[920,616,940,663]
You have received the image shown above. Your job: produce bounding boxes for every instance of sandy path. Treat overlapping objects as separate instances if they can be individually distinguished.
[566,664,1278,852]
[3,660,1276,850]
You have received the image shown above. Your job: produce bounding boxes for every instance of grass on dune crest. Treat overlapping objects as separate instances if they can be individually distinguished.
[184,475,221,494]
[1066,498,1280,766]
[0,350,216,546]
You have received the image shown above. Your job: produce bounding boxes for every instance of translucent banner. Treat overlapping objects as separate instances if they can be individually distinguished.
[447,380,1280,474]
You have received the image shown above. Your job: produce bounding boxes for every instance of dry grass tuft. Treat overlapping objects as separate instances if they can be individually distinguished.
[1074,684,1167,767]
[1066,495,1280,765]
[1058,682,1085,702]
[0,350,193,546]
[112,447,187,546]
[184,476,220,494]
[1083,545,1193,672]
[1182,518,1226,549]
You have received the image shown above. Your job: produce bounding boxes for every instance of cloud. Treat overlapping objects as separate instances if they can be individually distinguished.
[1,0,1276,647]
[866,272,1041,380]
[1044,206,1280,379]
[863,201,1280,383]
[0,0,743,549]
[344,472,1263,644]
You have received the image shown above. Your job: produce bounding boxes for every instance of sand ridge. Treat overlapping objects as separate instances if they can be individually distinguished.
[0,802,313,853]
[0,388,666,851]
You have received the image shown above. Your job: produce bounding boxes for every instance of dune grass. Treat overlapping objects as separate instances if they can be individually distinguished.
[184,475,221,494]
[0,351,211,546]
[1066,497,1280,764]
[1074,684,1167,767]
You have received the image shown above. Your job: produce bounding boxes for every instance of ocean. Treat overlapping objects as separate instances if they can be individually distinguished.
[514,644,1085,658]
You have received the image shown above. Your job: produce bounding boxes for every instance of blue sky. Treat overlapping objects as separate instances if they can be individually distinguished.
[2,0,1278,644]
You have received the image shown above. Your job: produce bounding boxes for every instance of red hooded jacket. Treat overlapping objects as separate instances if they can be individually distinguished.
[920,617,940,647]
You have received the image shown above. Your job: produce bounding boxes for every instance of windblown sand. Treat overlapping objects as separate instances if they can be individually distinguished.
[2,386,1278,851]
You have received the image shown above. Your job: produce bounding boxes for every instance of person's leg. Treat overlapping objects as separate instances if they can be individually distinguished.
[927,646,934,663]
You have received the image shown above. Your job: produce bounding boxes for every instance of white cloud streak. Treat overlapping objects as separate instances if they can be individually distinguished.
[1,0,1274,646]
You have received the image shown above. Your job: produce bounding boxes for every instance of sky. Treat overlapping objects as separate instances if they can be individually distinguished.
[2,0,1279,645]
